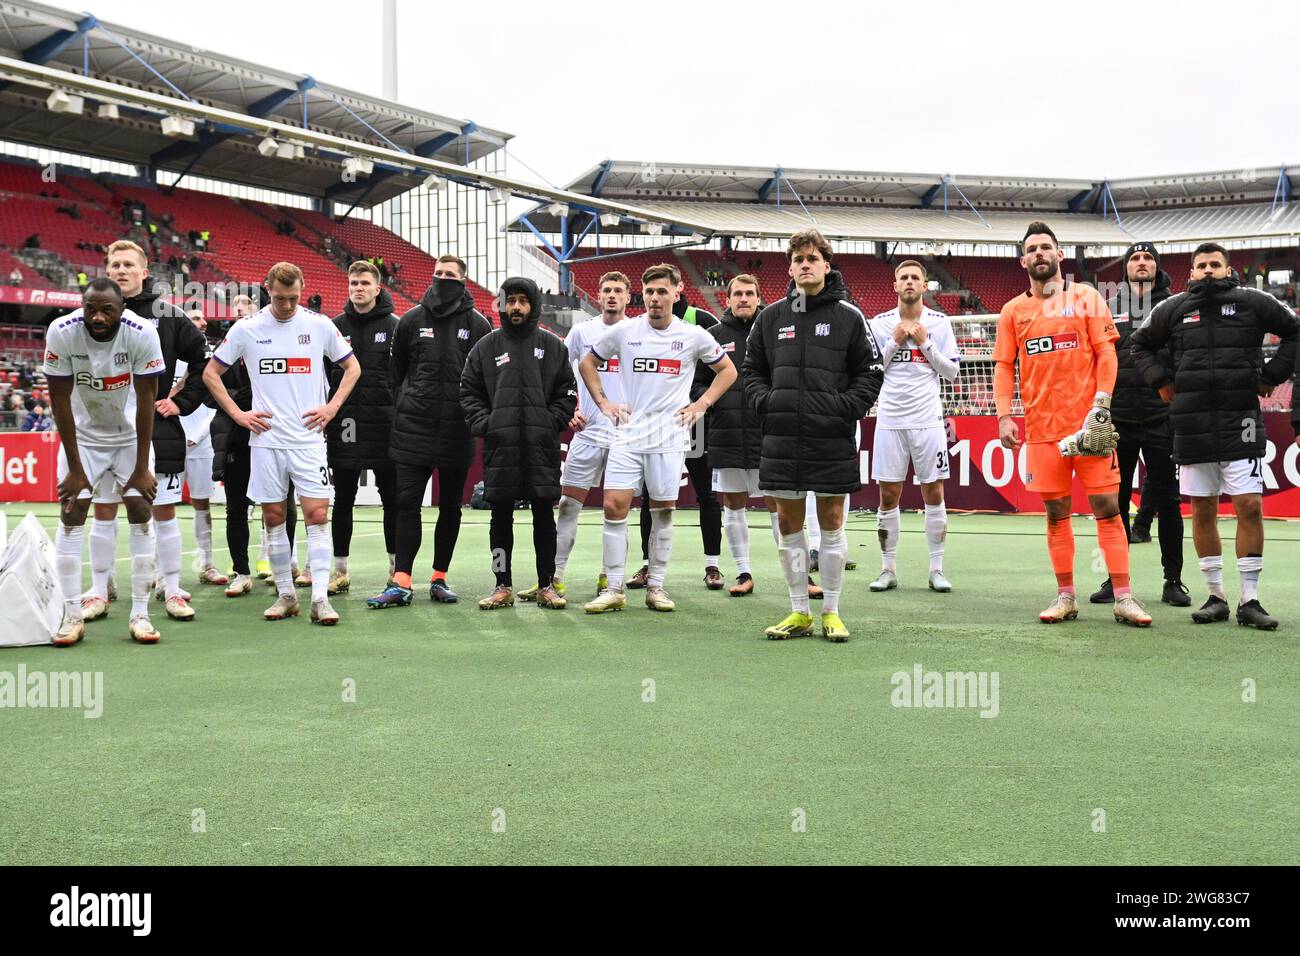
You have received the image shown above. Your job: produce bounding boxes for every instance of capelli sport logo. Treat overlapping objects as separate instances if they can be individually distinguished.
[258,357,311,374]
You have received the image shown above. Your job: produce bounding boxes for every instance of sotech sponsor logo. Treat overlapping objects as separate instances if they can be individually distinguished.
[0,666,103,718]
[1024,332,1080,356]
[419,328,436,338]
[631,357,681,375]
[1183,310,1201,324]
[891,348,931,364]
[777,325,796,340]
[495,352,510,367]
[49,886,150,936]
[257,357,311,374]
[74,371,130,391]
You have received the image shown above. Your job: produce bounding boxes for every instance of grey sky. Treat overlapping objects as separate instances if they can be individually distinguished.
[48,0,1300,189]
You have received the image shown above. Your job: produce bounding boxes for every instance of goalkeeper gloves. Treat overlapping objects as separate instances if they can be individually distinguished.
[1059,393,1118,456]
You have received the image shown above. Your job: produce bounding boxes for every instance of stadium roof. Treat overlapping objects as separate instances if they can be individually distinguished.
[509,160,1299,248]
[0,0,512,206]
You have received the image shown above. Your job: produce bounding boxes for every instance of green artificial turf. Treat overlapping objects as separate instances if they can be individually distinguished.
[2,503,1297,865]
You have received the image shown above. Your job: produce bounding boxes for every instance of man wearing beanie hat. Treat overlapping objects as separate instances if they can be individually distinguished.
[460,277,577,609]
[1090,242,1190,608]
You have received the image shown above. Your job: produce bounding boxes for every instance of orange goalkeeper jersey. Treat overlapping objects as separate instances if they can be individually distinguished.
[993,280,1118,443]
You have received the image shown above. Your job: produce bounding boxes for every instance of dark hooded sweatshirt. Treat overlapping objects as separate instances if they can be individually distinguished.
[388,278,492,468]
[1107,270,1175,428]
[459,278,576,503]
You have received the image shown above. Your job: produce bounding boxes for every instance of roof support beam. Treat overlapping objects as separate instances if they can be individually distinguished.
[247,75,315,118]
[919,184,942,209]
[1067,187,1096,212]
[22,15,98,65]
[757,167,781,204]
[590,159,613,198]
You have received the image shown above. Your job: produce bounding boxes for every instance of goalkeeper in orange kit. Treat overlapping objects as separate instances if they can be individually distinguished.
[993,221,1151,627]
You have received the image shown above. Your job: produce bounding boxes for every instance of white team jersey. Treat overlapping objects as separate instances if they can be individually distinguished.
[211,306,352,449]
[172,356,216,445]
[43,308,166,448]
[567,316,628,448]
[868,307,960,430]
[591,314,725,453]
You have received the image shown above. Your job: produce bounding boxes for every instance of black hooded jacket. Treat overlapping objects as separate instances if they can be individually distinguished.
[1130,274,1299,464]
[388,278,493,468]
[459,278,576,503]
[1107,271,1175,428]
[743,270,884,492]
[327,289,398,471]
[207,350,251,480]
[126,286,209,475]
[704,306,763,470]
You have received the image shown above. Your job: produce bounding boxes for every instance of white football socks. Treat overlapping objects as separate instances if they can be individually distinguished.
[724,506,751,576]
[877,507,900,572]
[1199,555,1225,601]
[924,502,947,572]
[307,523,331,603]
[154,517,183,599]
[648,508,674,589]
[779,530,811,614]
[554,495,584,580]
[88,517,116,600]
[128,521,155,618]
[819,527,846,614]
[55,524,84,621]
[602,517,629,590]
[194,507,214,568]
[265,522,294,598]
[1237,555,1262,604]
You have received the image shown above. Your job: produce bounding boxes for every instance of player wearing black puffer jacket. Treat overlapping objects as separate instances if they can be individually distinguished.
[742,229,883,643]
[1130,242,1299,629]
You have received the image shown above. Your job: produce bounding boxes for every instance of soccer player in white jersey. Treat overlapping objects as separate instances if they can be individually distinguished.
[578,263,737,613]
[172,304,225,586]
[44,279,167,645]
[203,262,360,625]
[866,260,961,592]
[518,270,630,603]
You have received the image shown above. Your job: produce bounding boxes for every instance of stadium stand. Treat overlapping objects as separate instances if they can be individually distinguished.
[0,158,500,321]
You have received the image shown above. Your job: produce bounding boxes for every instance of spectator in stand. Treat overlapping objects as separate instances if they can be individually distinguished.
[23,233,40,250]
[7,267,21,285]
[308,293,323,313]
[76,271,88,290]
[21,403,51,432]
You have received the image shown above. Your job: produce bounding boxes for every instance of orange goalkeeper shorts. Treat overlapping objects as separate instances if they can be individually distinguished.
[1024,440,1120,498]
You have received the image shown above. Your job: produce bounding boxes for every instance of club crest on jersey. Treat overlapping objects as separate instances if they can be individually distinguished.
[113,351,129,365]
[457,328,470,340]
[75,371,129,391]
[375,332,388,343]
[298,333,311,345]
[1221,304,1236,316]
[777,325,795,340]
[632,357,681,375]
[671,341,684,351]
[815,323,831,337]
[1024,332,1080,355]
[1183,311,1201,324]
[495,353,510,367]
[534,347,545,360]
[419,328,436,338]
[258,357,311,374]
